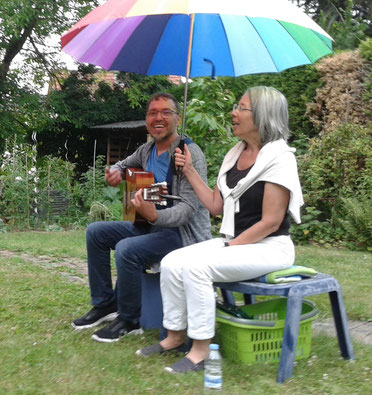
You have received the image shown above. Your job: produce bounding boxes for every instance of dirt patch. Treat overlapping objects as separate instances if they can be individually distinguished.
[313,318,372,346]
[0,249,88,285]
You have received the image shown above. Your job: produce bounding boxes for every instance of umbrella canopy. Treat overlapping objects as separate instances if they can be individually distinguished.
[61,0,333,145]
[61,0,333,79]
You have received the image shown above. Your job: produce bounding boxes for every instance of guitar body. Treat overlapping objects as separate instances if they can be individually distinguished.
[123,168,181,224]
[123,168,154,224]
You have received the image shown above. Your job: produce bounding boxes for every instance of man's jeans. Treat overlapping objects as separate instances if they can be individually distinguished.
[86,221,183,324]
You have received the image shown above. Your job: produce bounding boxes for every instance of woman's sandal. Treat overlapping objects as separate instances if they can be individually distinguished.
[164,357,205,374]
[135,342,187,357]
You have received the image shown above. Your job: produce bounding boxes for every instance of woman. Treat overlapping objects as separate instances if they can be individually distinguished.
[136,86,304,374]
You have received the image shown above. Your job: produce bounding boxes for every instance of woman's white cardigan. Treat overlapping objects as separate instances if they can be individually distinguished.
[217,139,304,238]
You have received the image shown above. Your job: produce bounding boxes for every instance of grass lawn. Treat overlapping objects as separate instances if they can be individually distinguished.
[0,231,371,394]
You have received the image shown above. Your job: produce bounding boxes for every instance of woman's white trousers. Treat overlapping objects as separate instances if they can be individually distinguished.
[160,236,295,340]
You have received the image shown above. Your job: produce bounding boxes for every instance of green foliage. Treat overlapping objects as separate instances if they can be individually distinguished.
[78,156,123,223]
[220,65,322,154]
[0,139,81,229]
[300,123,371,212]
[0,0,100,145]
[317,0,368,51]
[0,142,33,227]
[117,72,175,109]
[359,37,372,61]
[298,0,372,40]
[75,155,107,208]
[290,207,326,243]
[48,65,141,129]
[297,123,371,248]
[337,196,372,251]
[0,0,99,87]
[181,78,237,186]
[0,80,50,149]
[359,38,372,121]
[0,143,123,231]
[37,156,76,195]
[35,156,81,227]
[88,201,116,222]
[290,207,345,248]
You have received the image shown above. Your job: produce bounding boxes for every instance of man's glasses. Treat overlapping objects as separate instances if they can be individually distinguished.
[232,104,253,112]
[146,109,178,118]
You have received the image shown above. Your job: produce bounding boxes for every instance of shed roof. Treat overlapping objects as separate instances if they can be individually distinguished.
[92,120,146,129]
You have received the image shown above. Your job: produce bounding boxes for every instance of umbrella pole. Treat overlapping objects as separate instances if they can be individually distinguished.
[180,78,189,142]
[180,13,195,142]
[171,14,194,175]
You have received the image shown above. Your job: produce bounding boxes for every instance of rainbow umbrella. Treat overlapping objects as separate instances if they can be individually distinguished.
[61,0,333,138]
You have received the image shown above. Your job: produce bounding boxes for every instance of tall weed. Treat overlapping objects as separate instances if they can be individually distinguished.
[0,143,122,230]
[0,140,39,228]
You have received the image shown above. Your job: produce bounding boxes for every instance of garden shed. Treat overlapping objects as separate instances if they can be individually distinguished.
[91,120,148,165]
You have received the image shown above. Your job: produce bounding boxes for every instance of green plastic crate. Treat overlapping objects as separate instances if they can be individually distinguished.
[216,298,318,364]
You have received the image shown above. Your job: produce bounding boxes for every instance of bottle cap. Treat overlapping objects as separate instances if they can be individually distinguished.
[209,343,219,350]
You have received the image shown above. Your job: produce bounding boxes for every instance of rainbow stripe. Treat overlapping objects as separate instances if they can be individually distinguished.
[61,0,332,77]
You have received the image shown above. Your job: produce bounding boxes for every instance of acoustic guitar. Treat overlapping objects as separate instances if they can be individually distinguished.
[123,168,181,224]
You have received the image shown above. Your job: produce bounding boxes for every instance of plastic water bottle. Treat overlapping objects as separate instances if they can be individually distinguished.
[204,343,222,392]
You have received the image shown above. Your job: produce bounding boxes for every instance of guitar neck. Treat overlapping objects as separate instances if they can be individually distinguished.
[125,183,168,205]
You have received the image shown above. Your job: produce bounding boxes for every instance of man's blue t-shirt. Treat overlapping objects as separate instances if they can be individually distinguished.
[145,145,176,212]
[145,145,169,183]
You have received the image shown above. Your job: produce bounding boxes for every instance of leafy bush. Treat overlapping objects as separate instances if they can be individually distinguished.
[76,155,123,222]
[359,37,372,61]
[359,38,372,121]
[183,78,238,186]
[0,142,123,230]
[300,124,371,213]
[290,207,345,248]
[337,196,372,251]
[87,187,123,222]
[221,65,322,154]
[297,123,371,249]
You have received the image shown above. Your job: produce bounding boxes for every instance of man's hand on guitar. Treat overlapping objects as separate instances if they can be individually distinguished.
[131,189,158,223]
[105,167,122,187]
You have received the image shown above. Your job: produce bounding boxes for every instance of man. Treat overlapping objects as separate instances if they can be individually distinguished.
[72,92,211,343]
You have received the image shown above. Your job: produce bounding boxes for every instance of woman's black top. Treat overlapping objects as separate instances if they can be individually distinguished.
[225,161,290,237]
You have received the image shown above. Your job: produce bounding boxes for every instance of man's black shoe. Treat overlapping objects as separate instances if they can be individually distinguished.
[71,305,118,330]
[91,317,144,343]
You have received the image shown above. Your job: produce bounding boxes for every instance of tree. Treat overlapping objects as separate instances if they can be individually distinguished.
[0,0,99,148]
[292,0,371,24]
[291,0,371,41]
[0,0,98,90]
